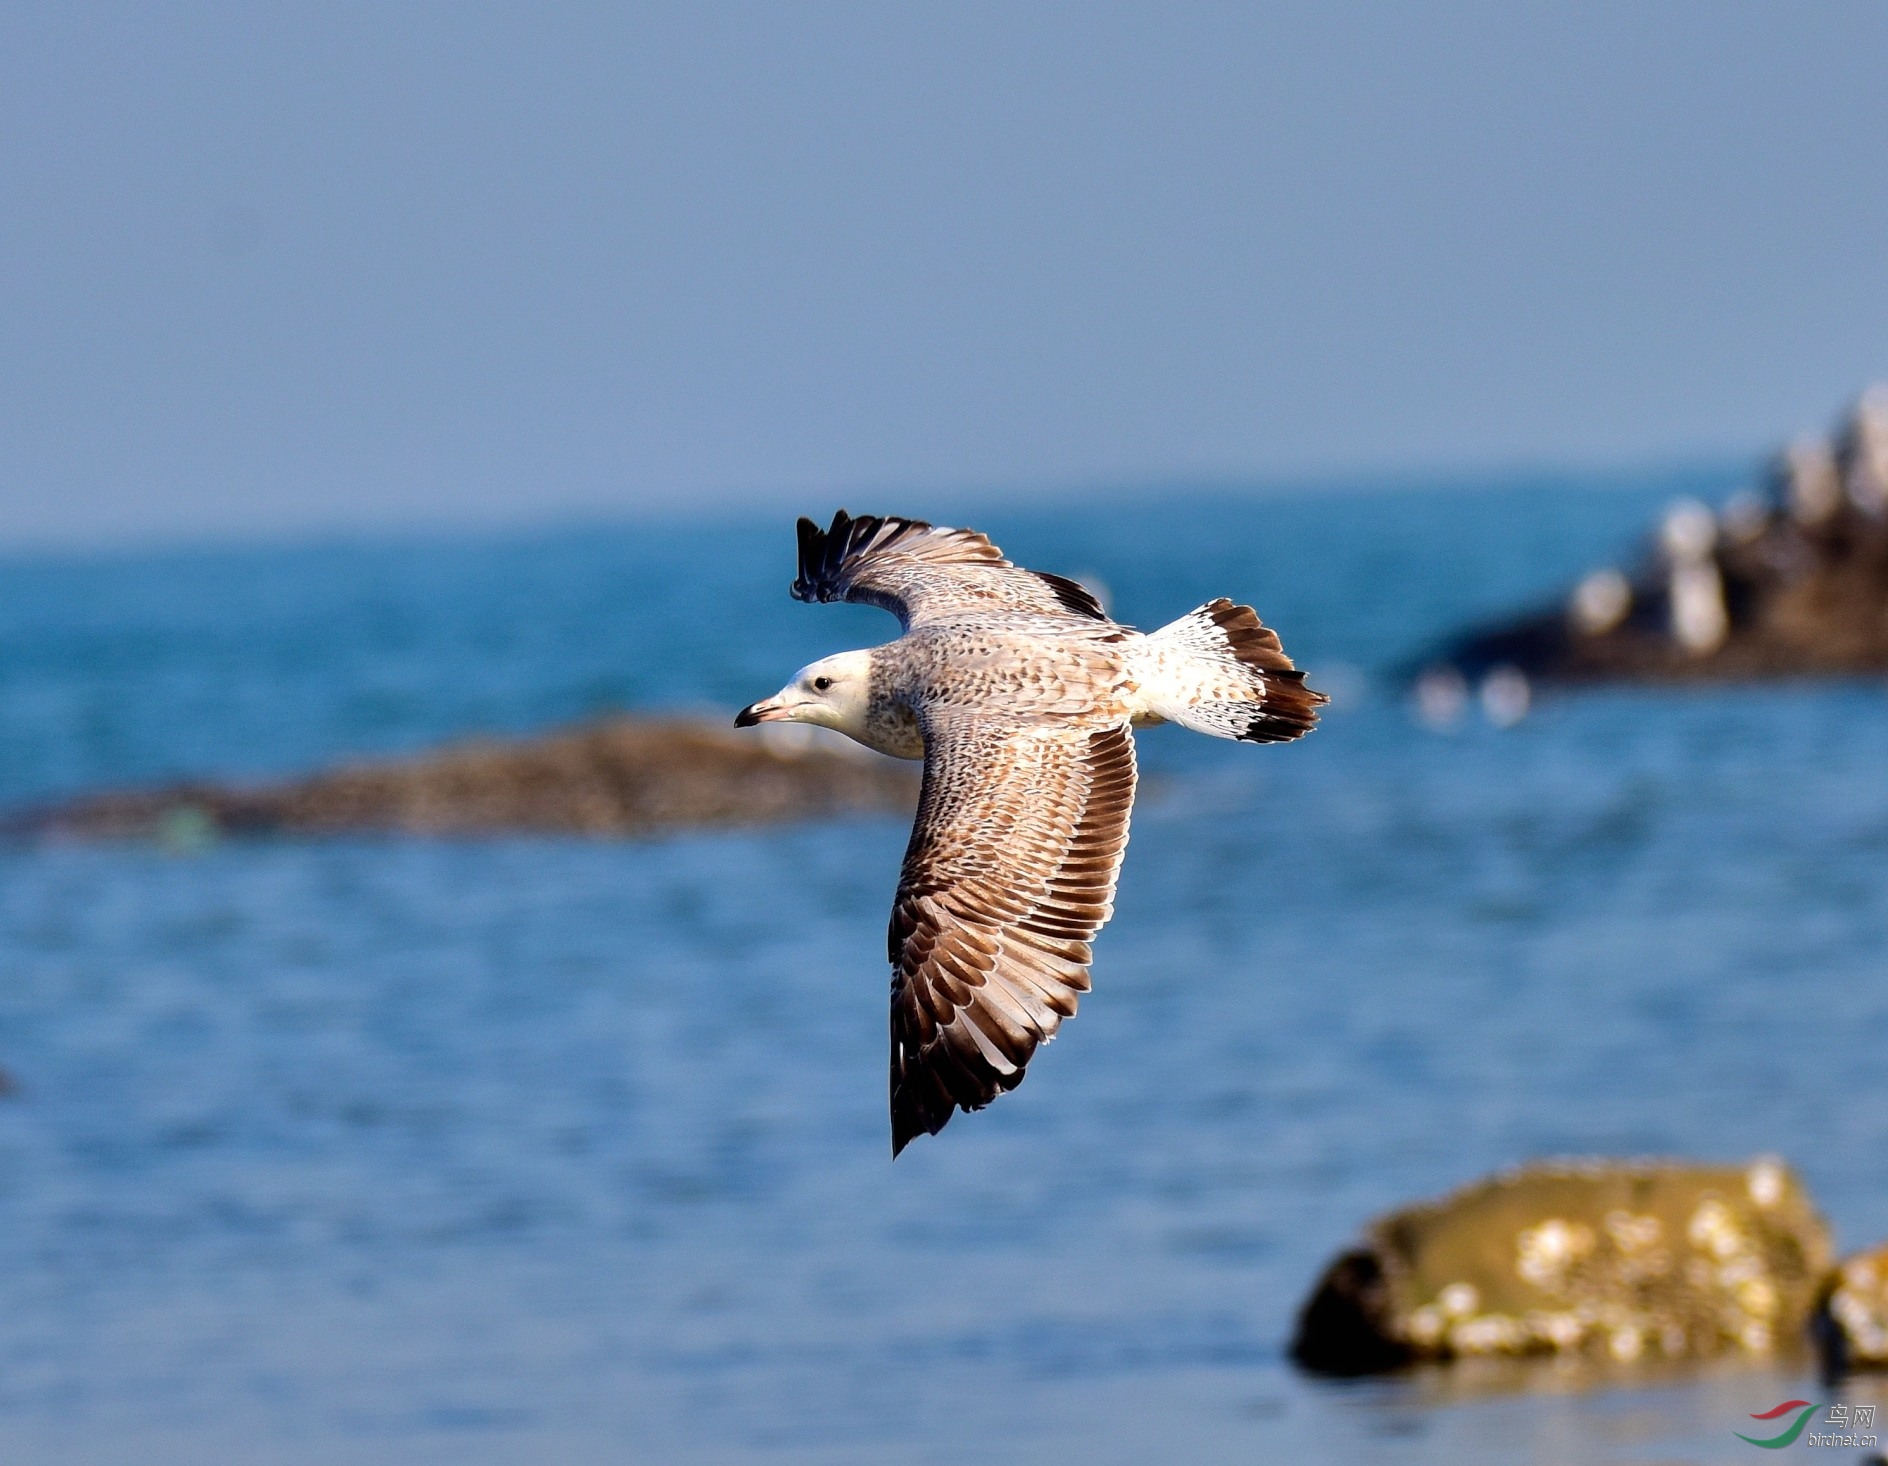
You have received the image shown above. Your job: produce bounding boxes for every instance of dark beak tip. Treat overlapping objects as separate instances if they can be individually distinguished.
[734,705,761,728]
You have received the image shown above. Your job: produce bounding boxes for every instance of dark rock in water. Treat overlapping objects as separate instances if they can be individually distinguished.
[1291,1248,1416,1375]
[1292,1158,1830,1376]
[1420,386,1888,694]
[1814,1242,1888,1377]
[11,716,919,841]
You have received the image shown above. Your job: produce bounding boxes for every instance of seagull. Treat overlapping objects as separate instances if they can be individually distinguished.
[737,511,1325,1155]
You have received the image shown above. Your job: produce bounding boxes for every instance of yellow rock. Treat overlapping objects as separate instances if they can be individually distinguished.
[1292,1158,1830,1375]
[1815,1241,1888,1373]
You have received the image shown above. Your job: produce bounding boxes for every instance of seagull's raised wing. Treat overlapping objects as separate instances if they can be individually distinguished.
[793,509,1107,628]
[887,712,1136,1155]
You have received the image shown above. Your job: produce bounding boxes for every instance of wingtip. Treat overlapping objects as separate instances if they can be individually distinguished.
[793,514,834,602]
[889,1100,932,1158]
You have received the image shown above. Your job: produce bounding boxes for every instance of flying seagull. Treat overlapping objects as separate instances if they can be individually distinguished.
[737,511,1325,1155]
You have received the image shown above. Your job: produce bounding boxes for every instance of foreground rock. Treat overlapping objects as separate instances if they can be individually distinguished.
[12,716,919,841]
[1418,385,1888,701]
[1292,1158,1830,1376]
[1816,1242,1888,1376]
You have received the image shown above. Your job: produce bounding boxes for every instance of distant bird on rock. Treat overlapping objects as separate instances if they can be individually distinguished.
[737,511,1325,1155]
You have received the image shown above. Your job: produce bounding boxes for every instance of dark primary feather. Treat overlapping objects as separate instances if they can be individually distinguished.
[793,509,1108,627]
[1032,570,1111,620]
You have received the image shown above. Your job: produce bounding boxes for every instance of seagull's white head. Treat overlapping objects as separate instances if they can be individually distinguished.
[735,650,874,737]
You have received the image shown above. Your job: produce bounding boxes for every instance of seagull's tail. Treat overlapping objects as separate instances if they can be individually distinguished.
[1132,600,1326,743]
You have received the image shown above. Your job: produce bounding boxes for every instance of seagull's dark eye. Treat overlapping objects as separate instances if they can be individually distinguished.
[813,676,834,691]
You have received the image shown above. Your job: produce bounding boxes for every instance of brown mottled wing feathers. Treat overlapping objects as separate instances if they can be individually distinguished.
[793,509,1107,627]
[888,715,1136,1155]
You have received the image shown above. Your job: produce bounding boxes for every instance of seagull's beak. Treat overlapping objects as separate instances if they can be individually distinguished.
[735,698,789,727]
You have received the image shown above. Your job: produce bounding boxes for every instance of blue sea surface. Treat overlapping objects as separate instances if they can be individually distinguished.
[3,474,1887,1465]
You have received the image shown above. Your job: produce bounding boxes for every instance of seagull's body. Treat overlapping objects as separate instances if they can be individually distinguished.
[737,511,1324,1154]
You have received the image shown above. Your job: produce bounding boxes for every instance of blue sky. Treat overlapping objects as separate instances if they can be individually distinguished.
[3,2,1886,546]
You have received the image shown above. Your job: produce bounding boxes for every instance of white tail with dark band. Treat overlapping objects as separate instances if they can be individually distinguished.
[1131,599,1327,743]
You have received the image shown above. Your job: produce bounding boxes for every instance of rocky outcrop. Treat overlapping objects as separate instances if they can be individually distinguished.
[1815,1242,1888,1376]
[1418,385,1888,701]
[1292,1158,1831,1376]
[11,716,919,842]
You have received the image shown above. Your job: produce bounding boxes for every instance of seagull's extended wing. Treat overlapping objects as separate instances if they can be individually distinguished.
[793,509,1108,628]
[887,711,1136,1155]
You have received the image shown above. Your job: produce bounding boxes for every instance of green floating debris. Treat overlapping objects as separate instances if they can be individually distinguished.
[155,804,219,854]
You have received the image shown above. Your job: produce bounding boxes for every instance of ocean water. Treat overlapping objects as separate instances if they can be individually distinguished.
[4,475,1888,1465]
